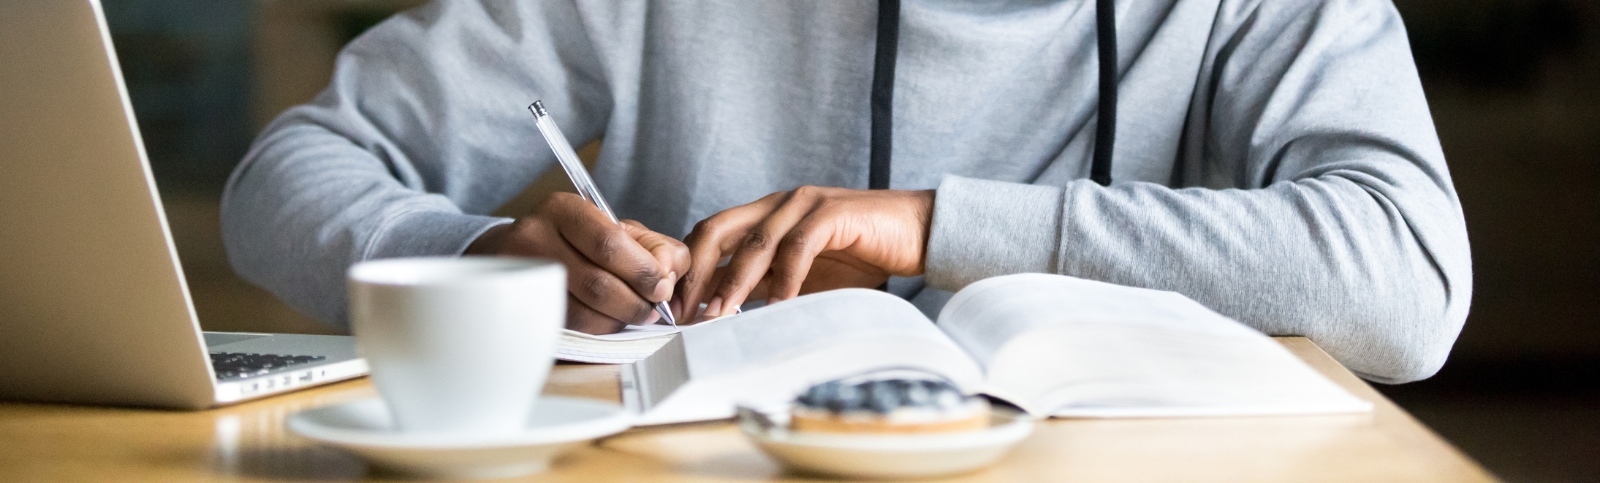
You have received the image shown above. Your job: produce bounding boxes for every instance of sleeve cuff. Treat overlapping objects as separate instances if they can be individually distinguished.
[924,175,1064,291]
[363,211,514,260]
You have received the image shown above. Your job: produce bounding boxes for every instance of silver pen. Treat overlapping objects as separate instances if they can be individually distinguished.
[528,101,677,327]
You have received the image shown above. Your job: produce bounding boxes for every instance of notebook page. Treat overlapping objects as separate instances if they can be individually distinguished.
[562,322,680,342]
[558,316,739,363]
[556,322,681,363]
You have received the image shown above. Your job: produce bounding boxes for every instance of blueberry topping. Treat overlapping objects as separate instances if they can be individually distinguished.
[904,380,932,406]
[798,374,967,413]
[865,381,900,413]
[934,388,962,410]
[798,381,840,408]
[826,382,863,412]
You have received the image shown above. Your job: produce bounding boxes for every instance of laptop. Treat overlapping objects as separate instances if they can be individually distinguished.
[0,0,367,408]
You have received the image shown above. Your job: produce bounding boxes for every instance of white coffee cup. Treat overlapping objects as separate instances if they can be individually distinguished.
[347,256,565,435]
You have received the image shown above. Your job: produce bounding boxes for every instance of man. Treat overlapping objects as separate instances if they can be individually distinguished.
[223,0,1471,384]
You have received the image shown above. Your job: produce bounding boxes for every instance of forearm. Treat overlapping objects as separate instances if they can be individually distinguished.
[222,116,510,328]
[925,166,1471,383]
[925,0,1474,383]
[222,0,610,328]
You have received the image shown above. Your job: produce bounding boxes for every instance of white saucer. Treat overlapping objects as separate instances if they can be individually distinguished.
[288,396,630,479]
[740,408,1035,480]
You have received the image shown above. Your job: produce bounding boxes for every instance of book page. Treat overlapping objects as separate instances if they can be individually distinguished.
[937,274,1256,369]
[681,289,970,380]
[938,274,1370,417]
[987,324,1370,417]
[630,289,985,425]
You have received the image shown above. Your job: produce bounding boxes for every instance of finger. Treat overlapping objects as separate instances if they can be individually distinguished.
[746,278,772,308]
[712,188,822,314]
[566,294,626,335]
[535,225,660,325]
[765,213,840,302]
[679,193,785,321]
[682,267,772,318]
[544,194,671,302]
[679,221,740,323]
[622,220,691,301]
[495,214,656,325]
[694,266,729,322]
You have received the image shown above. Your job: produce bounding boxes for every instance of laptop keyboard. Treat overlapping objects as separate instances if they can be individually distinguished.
[209,352,326,381]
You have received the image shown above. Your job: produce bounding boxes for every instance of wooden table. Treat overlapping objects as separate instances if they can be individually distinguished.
[0,338,1495,482]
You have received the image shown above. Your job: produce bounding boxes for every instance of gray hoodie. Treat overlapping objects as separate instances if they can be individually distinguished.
[223,0,1471,383]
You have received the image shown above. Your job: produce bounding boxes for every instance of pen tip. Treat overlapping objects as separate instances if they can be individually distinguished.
[650,301,676,326]
[529,101,548,117]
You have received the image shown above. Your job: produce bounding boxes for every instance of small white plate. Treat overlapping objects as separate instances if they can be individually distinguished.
[288,396,630,480]
[740,409,1035,480]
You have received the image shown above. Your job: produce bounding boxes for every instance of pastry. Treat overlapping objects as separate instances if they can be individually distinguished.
[790,374,989,433]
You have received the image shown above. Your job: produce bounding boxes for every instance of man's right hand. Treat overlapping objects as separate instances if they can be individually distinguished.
[465,193,690,334]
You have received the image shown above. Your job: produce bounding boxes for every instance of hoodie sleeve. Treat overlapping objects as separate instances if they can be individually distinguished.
[924,0,1471,384]
[221,0,611,329]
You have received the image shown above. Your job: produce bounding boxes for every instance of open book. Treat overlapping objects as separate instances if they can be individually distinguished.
[621,274,1372,426]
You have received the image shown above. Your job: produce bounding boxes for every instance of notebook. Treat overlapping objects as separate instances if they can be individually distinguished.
[618,273,1372,426]
[558,324,679,364]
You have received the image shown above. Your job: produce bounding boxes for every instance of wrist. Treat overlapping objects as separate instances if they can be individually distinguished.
[464,223,514,255]
[910,189,935,274]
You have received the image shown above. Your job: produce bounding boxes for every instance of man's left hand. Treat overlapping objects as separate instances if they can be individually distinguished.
[677,187,935,321]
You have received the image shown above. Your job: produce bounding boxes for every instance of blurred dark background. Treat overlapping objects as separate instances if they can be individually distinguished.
[104,1,1598,481]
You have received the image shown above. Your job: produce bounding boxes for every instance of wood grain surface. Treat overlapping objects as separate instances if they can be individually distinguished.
[0,338,1496,482]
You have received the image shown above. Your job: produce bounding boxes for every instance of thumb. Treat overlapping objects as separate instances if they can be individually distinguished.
[621,220,690,297]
